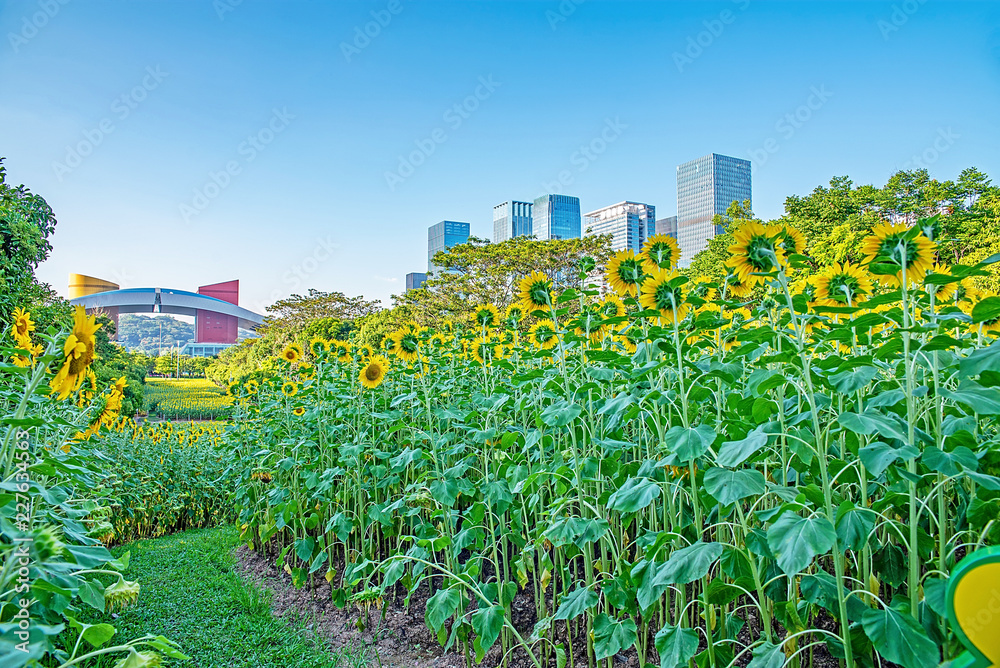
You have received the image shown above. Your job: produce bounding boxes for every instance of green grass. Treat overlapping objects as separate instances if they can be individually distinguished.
[78,526,368,668]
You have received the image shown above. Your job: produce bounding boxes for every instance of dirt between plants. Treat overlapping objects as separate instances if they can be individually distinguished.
[234,545,846,668]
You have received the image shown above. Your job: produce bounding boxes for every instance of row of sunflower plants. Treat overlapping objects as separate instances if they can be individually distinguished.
[1,307,188,667]
[143,378,233,421]
[227,218,1000,668]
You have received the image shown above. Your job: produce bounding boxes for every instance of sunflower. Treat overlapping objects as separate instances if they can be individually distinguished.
[493,342,509,361]
[292,406,306,417]
[860,222,936,286]
[471,336,493,364]
[49,306,101,400]
[639,269,691,324]
[473,304,501,329]
[573,303,606,342]
[725,274,755,299]
[381,334,397,354]
[441,320,455,335]
[605,250,646,297]
[299,364,316,381]
[308,336,330,357]
[599,294,626,319]
[719,307,754,352]
[389,328,420,364]
[790,276,820,310]
[430,332,449,348]
[964,292,1000,337]
[528,320,559,350]
[641,234,682,271]
[688,275,718,306]
[614,328,640,354]
[518,271,553,316]
[281,381,298,397]
[923,264,957,303]
[727,222,786,286]
[331,340,352,363]
[245,379,259,395]
[11,307,35,346]
[767,223,806,258]
[814,262,873,306]
[280,344,302,364]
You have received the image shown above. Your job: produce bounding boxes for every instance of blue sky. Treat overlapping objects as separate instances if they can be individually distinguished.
[2,0,998,313]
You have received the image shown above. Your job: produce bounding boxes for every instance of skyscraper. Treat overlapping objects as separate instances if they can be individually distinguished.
[676,153,751,267]
[655,216,678,239]
[493,200,533,243]
[406,272,427,291]
[428,221,470,274]
[583,201,655,253]
[532,194,581,240]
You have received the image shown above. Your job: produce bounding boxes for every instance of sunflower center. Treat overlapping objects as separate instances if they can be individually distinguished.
[365,365,381,381]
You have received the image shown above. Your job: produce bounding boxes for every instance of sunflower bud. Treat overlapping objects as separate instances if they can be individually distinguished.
[105,579,141,611]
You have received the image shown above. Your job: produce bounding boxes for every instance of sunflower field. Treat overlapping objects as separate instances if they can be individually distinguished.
[226,219,1000,668]
[143,377,233,420]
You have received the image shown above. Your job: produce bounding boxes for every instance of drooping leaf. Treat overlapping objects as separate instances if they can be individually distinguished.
[861,606,939,668]
[425,588,461,632]
[716,426,769,467]
[660,541,724,585]
[703,468,766,506]
[471,604,505,661]
[592,613,637,661]
[553,585,598,621]
[655,623,699,668]
[608,476,660,514]
[767,511,837,575]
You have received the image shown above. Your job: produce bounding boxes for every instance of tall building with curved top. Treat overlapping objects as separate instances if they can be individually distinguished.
[676,153,751,267]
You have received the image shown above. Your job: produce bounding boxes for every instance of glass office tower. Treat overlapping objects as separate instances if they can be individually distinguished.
[493,201,533,242]
[583,201,655,252]
[532,194,581,240]
[427,221,470,274]
[676,153,751,267]
[406,272,427,291]
[655,216,678,238]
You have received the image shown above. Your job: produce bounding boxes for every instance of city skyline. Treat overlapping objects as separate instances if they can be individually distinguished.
[3,1,997,309]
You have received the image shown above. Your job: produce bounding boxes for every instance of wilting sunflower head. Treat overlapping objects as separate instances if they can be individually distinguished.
[599,294,626,319]
[280,344,302,364]
[639,269,691,325]
[727,222,787,285]
[529,320,558,350]
[105,579,141,611]
[49,306,101,400]
[641,234,682,271]
[605,250,646,297]
[308,336,330,357]
[814,262,873,306]
[518,270,553,315]
[767,223,806,259]
[389,328,420,364]
[860,222,936,286]
[473,304,501,329]
[281,381,298,397]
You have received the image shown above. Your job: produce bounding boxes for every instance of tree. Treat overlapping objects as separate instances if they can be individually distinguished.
[265,289,381,329]
[0,157,61,326]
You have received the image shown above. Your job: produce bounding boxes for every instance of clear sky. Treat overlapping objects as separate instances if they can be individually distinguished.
[2,0,998,313]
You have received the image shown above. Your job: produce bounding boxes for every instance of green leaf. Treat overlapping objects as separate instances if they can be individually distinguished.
[661,541,724,585]
[472,604,505,661]
[553,585,598,621]
[78,579,105,612]
[703,468,765,506]
[665,424,716,461]
[592,613,637,661]
[655,623,699,668]
[940,383,1000,415]
[294,537,315,563]
[921,446,978,476]
[859,442,919,476]
[838,410,908,443]
[836,501,874,552]
[747,641,786,668]
[861,606,938,668]
[971,296,1000,323]
[607,476,660,514]
[67,617,116,648]
[540,400,582,427]
[767,511,837,575]
[958,340,1000,377]
[425,588,461,632]
[716,426,769,467]
[829,366,878,394]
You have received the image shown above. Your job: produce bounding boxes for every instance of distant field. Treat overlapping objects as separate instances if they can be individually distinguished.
[144,377,233,420]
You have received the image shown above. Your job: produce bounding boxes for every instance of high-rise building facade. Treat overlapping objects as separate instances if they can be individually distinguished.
[676,153,751,267]
[583,201,655,253]
[493,200,533,243]
[655,216,678,239]
[532,194,581,240]
[406,272,427,291]
[428,220,470,274]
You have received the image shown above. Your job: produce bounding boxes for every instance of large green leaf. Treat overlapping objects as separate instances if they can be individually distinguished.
[958,340,1000,377]
[940,383,1000,415]
[655,623,699,668]
[540,400,582,427]
[921,445,978,475]
[766,511,837,575]
[592,613,637,661]
[859,442,919,476]
[661,541,723,584]
[861,606,938,668]
[608,476,661,514]
[715,426,769,467]
[747,641,785,668]
[472,604,505,661]
[553,585,599,621]
[829,366,878,394]
[665,424,716,461]
[425,588,461,632]
[838,410,908,443]
[703,468,765,506]
[971,295,1000,323]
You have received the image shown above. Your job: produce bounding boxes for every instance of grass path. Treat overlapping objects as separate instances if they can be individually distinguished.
[83,526,363,668]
